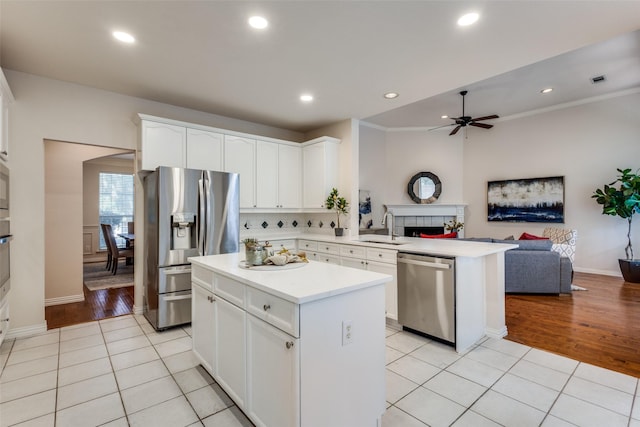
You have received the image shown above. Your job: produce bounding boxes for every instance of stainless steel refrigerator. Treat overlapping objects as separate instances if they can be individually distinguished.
[143,167,239,330]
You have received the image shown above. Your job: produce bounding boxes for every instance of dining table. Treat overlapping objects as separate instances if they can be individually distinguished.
[118,233,135,265]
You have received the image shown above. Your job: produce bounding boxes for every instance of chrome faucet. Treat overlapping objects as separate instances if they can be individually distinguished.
[382,211,397,240]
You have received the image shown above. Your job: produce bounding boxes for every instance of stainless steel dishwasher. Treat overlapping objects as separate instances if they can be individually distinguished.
[397,252,455,345]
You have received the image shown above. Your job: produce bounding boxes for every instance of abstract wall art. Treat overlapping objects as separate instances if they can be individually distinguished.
[487,176,564,223]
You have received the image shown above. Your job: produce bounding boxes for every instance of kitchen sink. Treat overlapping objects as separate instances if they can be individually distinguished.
[360,239,408,246]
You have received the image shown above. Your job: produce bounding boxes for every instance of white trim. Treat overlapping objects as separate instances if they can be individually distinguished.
[385,204,466,217]
[45,294,84,307]
[485,326,508,339]
[133,304,144,315]
[6,322,48,340]
[573,266,621,277]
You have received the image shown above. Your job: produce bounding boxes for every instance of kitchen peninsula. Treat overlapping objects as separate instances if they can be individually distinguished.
[189,252,392,427]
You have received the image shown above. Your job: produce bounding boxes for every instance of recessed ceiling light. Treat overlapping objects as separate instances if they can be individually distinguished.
[112,31,135,44]
[457,12,479,26]
[441,115,449,119]
[541,88,553,94]
[248,16,268,29]
[300,94,313,102]
[384,92,399,99]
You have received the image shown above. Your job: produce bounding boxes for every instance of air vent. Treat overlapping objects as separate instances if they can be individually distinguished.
[591,75,606,84]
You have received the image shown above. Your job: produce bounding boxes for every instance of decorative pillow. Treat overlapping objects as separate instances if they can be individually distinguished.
[519,232,548,240]
[504,235,515,240]
[420,232,458,239]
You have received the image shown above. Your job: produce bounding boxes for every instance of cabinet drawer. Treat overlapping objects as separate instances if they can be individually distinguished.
[298,239,317,251]
[269,239,297,253]
[316,253,340,265]
[366,247,397,264]
[340,244,366,259]
[215,274,246,308]
[317,242,340,255]
[191,264,214,292]
[246,287,299,337]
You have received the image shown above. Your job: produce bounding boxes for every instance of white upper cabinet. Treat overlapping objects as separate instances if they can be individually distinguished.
[0,68,14,163]
[224,135,256,208]
[139,120,186,170]
[256,141,301,209]
[186,128,224,171]
[302,137,340,209]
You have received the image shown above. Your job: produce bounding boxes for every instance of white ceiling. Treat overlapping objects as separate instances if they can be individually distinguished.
[1,1,639,132]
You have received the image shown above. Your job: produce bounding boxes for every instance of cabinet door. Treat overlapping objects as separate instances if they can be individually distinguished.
[367,261,398,321]
[140,120,186,170]
[215,297,246,408]
[0,92,7,160]
[277,144,301,208]
[224,135,256,208]
[302,142,325,209]
[340,257,367,270]
[192,284,215,374]
[186,128,223,171]
[247,315,299,427]
[256,140,278,208]
[302,141,337,209]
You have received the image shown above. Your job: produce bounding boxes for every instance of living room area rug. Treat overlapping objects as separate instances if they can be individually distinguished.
[84,261,134,291]
[571,284,588,291]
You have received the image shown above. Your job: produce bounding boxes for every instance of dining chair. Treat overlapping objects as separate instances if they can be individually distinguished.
[103,224,134,275]
[100,224,114,271]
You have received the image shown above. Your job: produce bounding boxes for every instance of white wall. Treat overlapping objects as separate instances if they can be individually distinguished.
[464,91,640,276]
[359,125,387,228]
[6,70,304,334]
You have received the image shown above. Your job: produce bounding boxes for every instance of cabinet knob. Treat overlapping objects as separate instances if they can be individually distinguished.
[285,341,294,349]
[263,304,271,311]
[350,250,353,253]
[378,254,383,257]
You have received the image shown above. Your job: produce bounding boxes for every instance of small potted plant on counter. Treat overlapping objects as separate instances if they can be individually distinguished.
[326,187,349,236]
[444,219,464,236]
[592,168,640,282]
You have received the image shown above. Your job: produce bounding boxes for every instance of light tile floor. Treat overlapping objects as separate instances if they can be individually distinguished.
[0,315,639,427]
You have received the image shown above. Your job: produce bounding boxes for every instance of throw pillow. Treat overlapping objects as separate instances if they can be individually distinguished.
[420,232,458,239]
[519,232,548,240]
[504,235,515,240]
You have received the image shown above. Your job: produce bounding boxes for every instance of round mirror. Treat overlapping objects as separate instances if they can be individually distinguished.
[408,172,442,204]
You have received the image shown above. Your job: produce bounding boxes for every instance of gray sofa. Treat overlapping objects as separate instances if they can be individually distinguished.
[465,238,572,294]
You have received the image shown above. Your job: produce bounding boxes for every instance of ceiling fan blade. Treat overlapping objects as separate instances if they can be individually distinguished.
[471,115,499,121]
[449,125,462,136]
[469,122,493,129]
[428,123,455,132]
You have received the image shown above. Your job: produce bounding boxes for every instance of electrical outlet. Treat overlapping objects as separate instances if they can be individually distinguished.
[342,320,353,346]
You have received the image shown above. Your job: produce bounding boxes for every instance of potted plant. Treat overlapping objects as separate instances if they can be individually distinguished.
[592,168,640,282]
[325,188,349,236]
[444,219,464,235]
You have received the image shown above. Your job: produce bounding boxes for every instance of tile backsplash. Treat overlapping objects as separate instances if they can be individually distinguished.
[240,212,351,239]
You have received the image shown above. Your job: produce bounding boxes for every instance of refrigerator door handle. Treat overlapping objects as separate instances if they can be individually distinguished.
[203,173,215,255]
[198,177,206,256]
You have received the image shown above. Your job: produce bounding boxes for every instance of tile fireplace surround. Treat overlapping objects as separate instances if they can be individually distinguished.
[385,204,467,238]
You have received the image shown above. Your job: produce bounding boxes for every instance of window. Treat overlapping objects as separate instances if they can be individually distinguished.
[99,172,134,250]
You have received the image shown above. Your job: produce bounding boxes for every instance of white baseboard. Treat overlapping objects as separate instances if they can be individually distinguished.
[6,322,48,340]
[133,305,144,315]
[485,326,508,339]
[573,267,622,277]
[45,294,85,307]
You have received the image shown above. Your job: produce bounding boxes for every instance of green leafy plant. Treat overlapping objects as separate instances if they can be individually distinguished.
[592,168,640,259]
[325,187,349,228]
[444,219,464,232]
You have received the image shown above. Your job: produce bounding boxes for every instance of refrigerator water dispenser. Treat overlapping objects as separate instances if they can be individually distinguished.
[171,212,196,250]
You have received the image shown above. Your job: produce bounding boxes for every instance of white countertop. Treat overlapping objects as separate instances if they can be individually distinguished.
[264,233,517,258]
[189,252,392,304]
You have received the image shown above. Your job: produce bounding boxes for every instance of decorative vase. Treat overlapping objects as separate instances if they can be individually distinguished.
[618,259,640,283]
[334,227,344,237]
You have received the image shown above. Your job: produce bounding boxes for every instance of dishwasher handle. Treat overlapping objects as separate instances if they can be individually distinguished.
[397,257,452,270]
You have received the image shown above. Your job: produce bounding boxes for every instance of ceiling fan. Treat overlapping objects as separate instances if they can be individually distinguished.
[434,90,499,136]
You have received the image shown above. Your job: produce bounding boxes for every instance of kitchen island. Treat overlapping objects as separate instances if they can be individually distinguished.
[189,252,392,427]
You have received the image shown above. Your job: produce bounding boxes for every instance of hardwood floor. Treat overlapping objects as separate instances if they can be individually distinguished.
[506,271,640,378]
[45,284,134,330]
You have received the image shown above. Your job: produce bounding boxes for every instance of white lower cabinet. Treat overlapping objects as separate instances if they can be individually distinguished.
[192,284,215,374]
[247,315,300,427]
[367,260,398,320]
[215,296,246,407]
